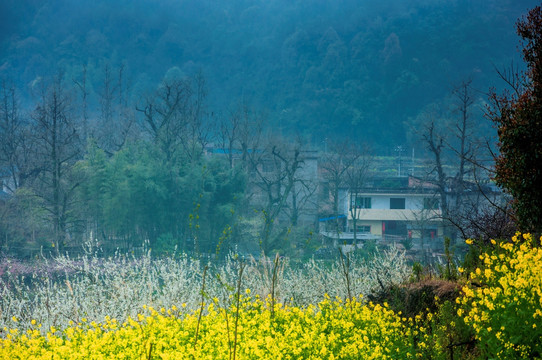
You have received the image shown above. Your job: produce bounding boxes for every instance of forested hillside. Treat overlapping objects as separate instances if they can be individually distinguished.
[2,4,542,358]
[0,0,537,150]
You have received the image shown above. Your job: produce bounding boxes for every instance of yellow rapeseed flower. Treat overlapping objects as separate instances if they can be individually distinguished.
[459,233,542,359]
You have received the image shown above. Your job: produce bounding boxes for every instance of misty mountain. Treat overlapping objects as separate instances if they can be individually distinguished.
[0,0,537,151]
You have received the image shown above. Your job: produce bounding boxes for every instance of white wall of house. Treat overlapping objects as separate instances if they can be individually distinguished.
[362,194,427,210]
[341,190,443,240]
[406,196,424,210]
[371,196,388,209]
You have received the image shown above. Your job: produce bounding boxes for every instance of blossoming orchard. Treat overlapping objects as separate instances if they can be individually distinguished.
[1,234,541,359]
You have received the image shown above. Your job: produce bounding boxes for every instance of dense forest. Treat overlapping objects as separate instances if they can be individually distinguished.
[0,0,537,150]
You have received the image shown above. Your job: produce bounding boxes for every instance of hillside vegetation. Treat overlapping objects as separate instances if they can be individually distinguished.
[1,0,536,149]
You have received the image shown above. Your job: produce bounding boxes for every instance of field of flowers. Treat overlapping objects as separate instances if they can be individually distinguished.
[1,296,432,359]
[1,235,541,359]
[0,245,409,334]
[458,233,542,358]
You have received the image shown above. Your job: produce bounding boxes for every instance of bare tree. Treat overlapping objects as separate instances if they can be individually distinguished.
[248,136,306,253]
[218,110,240,169]
[219,103,254,169]
[100,63,116,126]
[0,79,37,191]
[286,157,318,228]
[419,80,500,243]
[137,72,209,162]
[181,72,211,161]
[217,102,265,173]
[72,65,89,142]
[449,80,477,215]
[30,74,82,252]
[95,63,136,154]
[319,140,361,235]
[423,119,449,220]
[0,80,32,252]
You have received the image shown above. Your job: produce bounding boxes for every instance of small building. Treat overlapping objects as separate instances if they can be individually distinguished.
[321,176,444,250]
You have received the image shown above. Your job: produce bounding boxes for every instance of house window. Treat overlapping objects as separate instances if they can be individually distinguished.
[423,198,439,210]
[390,198,406,209]
[352,196,371,209]
[356,225,370,233]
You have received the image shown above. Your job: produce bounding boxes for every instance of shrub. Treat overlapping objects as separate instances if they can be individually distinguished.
[458,233,542,359]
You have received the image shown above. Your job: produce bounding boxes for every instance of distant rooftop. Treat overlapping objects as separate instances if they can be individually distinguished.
[350,176,437,194]
[351,175,501,195]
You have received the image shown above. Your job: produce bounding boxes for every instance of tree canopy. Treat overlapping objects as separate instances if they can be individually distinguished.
[490,6,542,233]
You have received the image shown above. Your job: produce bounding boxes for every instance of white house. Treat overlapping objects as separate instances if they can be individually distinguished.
[321,176,444,248]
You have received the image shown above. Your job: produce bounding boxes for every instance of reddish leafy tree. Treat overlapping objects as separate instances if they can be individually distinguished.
[489,6,542,233]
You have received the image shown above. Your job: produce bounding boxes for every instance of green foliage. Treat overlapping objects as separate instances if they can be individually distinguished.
[154,233,179,256]
[461,238,497,276]
[431,299,477,360]
[76,140,246,253]
[0,0,531,150]
[400,236,413,251]
[356,239,378,261]
[440,237,458,281]
[490,5,542,233]
[411,262,423,282]
[459,233,542,359]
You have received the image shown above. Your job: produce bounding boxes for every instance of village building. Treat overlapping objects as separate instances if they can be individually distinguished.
[320,176,444,250]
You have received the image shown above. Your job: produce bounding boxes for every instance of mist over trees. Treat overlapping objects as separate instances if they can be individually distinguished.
[0,0,538,256]
[1,0,537,151]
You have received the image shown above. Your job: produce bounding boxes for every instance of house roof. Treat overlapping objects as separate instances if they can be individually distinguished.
[349,175,501,196]
[348,176,439,195]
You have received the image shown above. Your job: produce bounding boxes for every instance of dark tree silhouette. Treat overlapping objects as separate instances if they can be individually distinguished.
[489,6,542,233]
[31,74,81,252]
